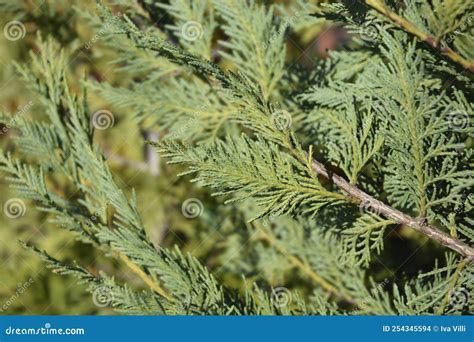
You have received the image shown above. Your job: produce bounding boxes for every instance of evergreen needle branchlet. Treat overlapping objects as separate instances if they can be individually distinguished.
[363,0,474,71]
[118,5,472,259]
[1,0,473,315]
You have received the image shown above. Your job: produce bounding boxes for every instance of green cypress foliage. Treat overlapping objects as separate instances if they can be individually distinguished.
[1,0,472,315]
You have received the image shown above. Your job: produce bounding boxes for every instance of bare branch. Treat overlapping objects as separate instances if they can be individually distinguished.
[364,0,474,72]
[310,159,474,261]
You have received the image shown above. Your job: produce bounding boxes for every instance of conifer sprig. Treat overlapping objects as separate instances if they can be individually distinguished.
[2,0,472,316]
[363,0,474,72]
[105,6,474,259]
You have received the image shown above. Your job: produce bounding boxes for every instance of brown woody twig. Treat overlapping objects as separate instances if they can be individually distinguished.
[310,159,474,261]
[364,0,474,72]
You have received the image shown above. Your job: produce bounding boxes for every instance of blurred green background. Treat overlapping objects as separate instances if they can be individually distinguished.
[0,0,207,314]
